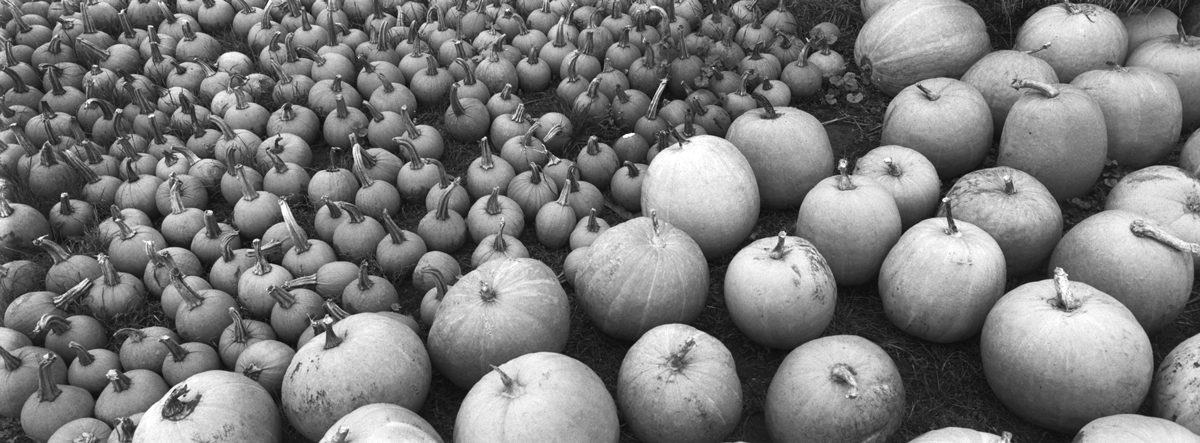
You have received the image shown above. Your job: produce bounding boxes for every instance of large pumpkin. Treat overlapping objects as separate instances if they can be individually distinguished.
[641,134,759,258]
[1106,165,1200,245]
[997,79,1107,202]
[427,257,570,389]
[1155,332,1200,433]
[1048,210,1193,334]
[281,313,432,441]
[1073,414,1200,443]
[318,403,443,443]
[1070,64,1183,168]
[1123,7,1181,51]
[455,352,619,443]
[133,370,281,443]
[725,100,833,210]
[765,335,906,442]
[960,49,1059,134]
[616,324,742,443]
[1014,1,1128,82]
[942,167,1061,276]
[573,214,709,341]
[980,269,1153,433]
[880,77,993,178]
[853,0,991,96]
[879,200,1006,343]
[1125,26,1200,130]
[723,232,836,349]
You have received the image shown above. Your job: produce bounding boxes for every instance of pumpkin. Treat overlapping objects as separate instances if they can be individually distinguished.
[942,167,1062,276]
[1125,26,1200,130]
[1,345,67,419]
[879,199,1006,343]
[133,370,281,442]
[1122,7,1180,51]
[1106,166,1200,245]
[1049,210,1193,334]
[573,213,709,341]
[1070,64,1182,168]
[1073,414,1200,443]
[853,0,991,96]
[427,258,570,389]
[455,352,619,443]
[879,78,992,178]
[853,145,941,229]
[724,96,833,210]
[860,0,899,20]
[617,324,741,443]
[641,134,759,259]
[960,48,1059,134]
[1154,332,1200,433]
[764,335,905,442]
[1014,1,1128,82]
[281,313,432,441]
[980,268,1153,433]
[909,427,1012,443]
[1182,129,1200,173]
[997,79,1107,202]
[796,160,903,286]
[318,403,443,443]
[723,232,836,349]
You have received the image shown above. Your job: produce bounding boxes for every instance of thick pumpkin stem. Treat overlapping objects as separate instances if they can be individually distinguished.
[830,363,860,399]
[479,281,497,302]
[491,220,510,251]
[228,307,249,343]
[70,341,95,366]
[1052,267,1080,311]
[356,261,374,291]
[835,159,856,191]
[767,231,788,259]
[942,198,959,235]
[322,317,343,349]
[1011,79,1059,99]
[1000,432,1013,443]
[665,337,696,371]
[492,365,521,397]
[35,353,62,402]
[1002,175,1016,195]
[325,300,351,321]
[751,93,778,119]
[883,158,900,177]
[106,369,132,393]
[161,384,201,421]
[1130,219,1200,256]
[916,84,940,101]
[160,336,191,362]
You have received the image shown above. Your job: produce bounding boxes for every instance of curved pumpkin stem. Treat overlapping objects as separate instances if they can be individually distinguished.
[1052,267,1080,311]
[1011,78,1059,99]
[1130,219,1200,256]
[830,363,860,399]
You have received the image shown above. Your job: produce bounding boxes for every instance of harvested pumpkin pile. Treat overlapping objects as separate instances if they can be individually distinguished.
[2,0,1200,441]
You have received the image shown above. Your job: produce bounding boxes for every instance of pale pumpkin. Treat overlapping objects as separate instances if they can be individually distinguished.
[455,352,619,443]
[960,49,1059,133]
[765,335,906,443]
[573,214,709,341]
[641,134,759,258]
[854,145,941,229]
[1125,25,1200,130]
[1106,166,1200,245]
[942,167,1062,276]
[880,78,992,178]
[980,269,1153,433]
[725,99,833,210]
[1071,64,1183,168]
[1122,7,1181,51]
[134,370,282,443]
[616,324,742,443]
[1073,414,1200,443]
[853,0,991,96]
[318,403,443,443]
[723,232,836,349]
[1014,1,1128,82]
[1154,332,1200,433]
[427,258,570,389]
[879,199,1006,343]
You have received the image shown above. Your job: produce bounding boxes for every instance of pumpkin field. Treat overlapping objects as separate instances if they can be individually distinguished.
[1,0,1200,441]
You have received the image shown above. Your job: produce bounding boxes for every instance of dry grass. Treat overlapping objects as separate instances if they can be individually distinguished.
[3,0,1198,442]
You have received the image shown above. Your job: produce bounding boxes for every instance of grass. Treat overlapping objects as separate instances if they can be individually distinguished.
[2,0,1198,442]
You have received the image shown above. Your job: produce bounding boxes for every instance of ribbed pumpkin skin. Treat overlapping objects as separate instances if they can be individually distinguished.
[616,324,742,443]
[574,216,709,341]
[725,106,833,210]
[997,83,1107,202]
[764,335,906,443]
[795,173,902,287]
[980,278,1153,433]
[455,352,619,443]
[134,370,282,443]
[427,258,570,389]
[1014,2,1128,82]
[1071,65,1182,168]
[318,403,443,443]
[853,0,991,96]
[723,235,836,350]
[1048,210,1193,334]
[942,167,1062,277]
[961,50,1059,133]
[1073,414,1200,443]
[1126,33,1200,130]
[281,313,432,441]
[1154,333,1200,434]
[909,427,1009,443]
[1106,166,1200,245]
[641,134,759,259]
[880,78,992,179]
[879,215,1006,343]
[860,0,899,20]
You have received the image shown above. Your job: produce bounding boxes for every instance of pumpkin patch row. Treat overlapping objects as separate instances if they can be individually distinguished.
[1,0,1200,441]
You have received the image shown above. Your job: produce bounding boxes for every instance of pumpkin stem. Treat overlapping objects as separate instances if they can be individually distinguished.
[1023,42,1052,55]
[1000,432,1013,443]
[160,384,201,421]
[69,341,96,366]
[478,281,497,302]
[35,353,62,402]
[1130,219,1200,256]
[380,208,411,244]
[882,158,901,177]
[490,220,510,251]
[356,261,374,291]
[665,337,696,371]
[52,279,92,308]
[169,268,205,308]
[835,159,856,191]
[321,317,343,349]
[1002,175,1016,195]
[492,364,521,397]
[1052,267,1080,311]
[939,197,960,235]
[0,346,20,370]
[33,313,72,336]
[915,84,940,101]
[325,300,351,321]
[585,209,601,232]
[1011,78,1059,99]
[105,369,132,393]
[228,307,250,344]
[830,363,860,399]
[767,231,788,259]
